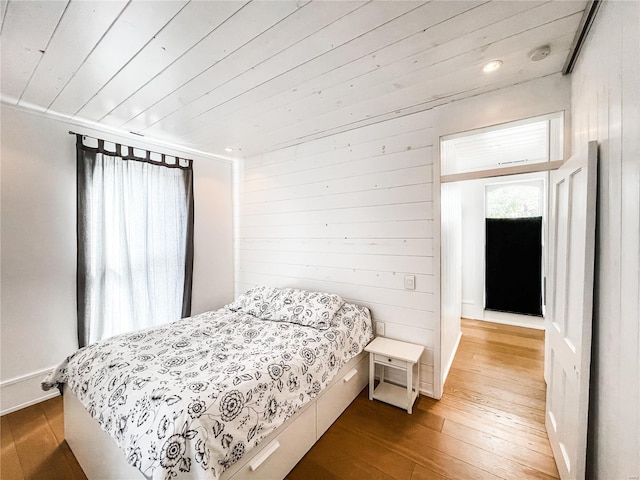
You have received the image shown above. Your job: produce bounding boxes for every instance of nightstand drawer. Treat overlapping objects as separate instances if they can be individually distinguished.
[374,353,407,369]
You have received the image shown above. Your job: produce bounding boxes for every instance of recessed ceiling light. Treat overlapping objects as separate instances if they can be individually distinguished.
[224,147,233,153]
[483,60,503,73]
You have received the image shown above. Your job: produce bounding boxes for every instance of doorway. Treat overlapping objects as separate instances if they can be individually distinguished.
[439,115,596,480]
[440,112,563,336]
[439,112,564,388]
[460,173,547,329]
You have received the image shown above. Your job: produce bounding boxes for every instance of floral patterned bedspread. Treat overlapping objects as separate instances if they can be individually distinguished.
[43,305,373,479]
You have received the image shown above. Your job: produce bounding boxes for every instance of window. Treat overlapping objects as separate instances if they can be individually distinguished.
[486,180,544,218]
[76,135,194,347]
[441,112,564,176]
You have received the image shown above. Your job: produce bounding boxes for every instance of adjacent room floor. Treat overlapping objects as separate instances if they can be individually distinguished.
[1,319,557,479]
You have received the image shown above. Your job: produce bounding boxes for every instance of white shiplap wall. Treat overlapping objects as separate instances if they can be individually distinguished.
[571,1,640,477]
[237,119,437,396]
[236,73,572,399]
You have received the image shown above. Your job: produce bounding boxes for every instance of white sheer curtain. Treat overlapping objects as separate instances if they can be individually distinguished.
[77,137,194,346]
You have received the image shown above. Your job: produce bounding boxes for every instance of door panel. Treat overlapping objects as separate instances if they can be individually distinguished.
[545,141,597,480]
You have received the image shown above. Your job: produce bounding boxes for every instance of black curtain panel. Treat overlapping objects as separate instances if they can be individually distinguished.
[485,217,543,316]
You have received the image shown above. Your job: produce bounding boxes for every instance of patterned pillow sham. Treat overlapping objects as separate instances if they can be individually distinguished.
[262,287,345,330]
[331,302,372,330]
[330,302,374,350]
[225,285,279,317]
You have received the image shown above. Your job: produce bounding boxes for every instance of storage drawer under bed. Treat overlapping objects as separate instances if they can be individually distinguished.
[227,352,369,479]
[316,354,369,437]
[227,404,316,480]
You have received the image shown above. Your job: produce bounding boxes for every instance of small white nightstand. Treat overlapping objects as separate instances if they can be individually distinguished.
[364,337,424,414]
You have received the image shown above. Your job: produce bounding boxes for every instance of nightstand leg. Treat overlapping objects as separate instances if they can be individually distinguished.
[368,354,374,400]
[416,362,420,405]
[407,362,413,414]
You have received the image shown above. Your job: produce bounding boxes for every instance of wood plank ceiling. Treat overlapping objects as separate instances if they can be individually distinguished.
[0,0,587,158]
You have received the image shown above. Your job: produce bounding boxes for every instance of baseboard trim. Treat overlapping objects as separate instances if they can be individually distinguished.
[1,390,60,416]
[442,331,463,385]
[0,366,56,388]
[1,366,58,416]
[419,384,434,398]
[468,312,546,330]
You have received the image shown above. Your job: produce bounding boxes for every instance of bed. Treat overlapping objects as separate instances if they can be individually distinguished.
[43,286,373,479]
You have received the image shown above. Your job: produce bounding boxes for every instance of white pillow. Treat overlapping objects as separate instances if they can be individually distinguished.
[225,285,279,317]
[262,288,344,330]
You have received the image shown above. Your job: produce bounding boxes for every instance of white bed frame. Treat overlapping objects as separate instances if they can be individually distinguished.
[64,351,369,480]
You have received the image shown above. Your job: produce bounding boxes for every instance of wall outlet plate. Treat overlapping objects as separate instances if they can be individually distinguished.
[404,275,416,290]
[375,321,385,336]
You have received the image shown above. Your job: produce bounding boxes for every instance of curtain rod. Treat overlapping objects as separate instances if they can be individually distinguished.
[68,130,193,163]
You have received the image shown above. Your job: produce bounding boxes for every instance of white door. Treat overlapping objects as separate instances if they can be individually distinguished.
[545,141,598,480]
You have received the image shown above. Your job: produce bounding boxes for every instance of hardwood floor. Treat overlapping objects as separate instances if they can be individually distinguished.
[287,318,557,480]
[1,395,86,480]
[1,319,557,480]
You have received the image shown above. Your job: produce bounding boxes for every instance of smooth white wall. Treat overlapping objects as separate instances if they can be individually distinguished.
[440,182,462,383]
[0,106,234,414]
[571,1,640,476]
[191,158,234,316]
[460,179,486,320]
[236,73,571,398]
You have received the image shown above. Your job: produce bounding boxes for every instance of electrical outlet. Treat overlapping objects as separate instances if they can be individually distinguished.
[375,321,385,337]
[404,275,416,290]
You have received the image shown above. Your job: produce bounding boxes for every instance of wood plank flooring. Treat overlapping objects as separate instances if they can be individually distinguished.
[0,396,86,480]
[1,319,557,480]
[287,318,557,480]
